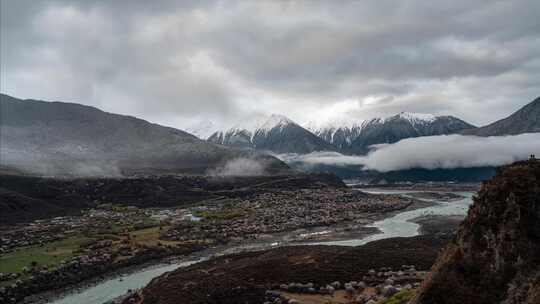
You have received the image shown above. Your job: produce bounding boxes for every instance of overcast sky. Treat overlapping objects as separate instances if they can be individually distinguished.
[1,0,539,133]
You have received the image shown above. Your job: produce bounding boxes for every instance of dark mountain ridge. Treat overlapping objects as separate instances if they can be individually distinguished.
[461,96,540,136]
[0,94,288,176]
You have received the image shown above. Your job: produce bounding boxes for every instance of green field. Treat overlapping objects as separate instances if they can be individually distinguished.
[194,208,246,221]
[381,290,415,304]
[0,236,94,274]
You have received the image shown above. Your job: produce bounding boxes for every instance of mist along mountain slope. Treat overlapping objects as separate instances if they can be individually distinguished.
[207,114,337,154]
[412,159,540,304]
[0,94,287,176]
[461,96,540,136]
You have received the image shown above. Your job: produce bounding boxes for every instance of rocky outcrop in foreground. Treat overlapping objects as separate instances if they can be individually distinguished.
[412,160,540,304]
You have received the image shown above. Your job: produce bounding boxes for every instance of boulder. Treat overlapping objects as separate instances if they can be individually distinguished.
[326,285,335,295]
[383,285,398,297]
[345,283,356,294]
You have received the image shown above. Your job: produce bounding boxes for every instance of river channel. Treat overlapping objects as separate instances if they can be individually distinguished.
[49,190,473,304]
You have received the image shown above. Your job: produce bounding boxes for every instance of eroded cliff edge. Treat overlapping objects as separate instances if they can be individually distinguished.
[413,160,540,304]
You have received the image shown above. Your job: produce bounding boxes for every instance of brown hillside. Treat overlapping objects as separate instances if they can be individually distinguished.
[412,159,540,304]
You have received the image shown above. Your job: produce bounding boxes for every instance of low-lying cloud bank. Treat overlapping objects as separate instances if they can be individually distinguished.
[207,157,267,176]
[0,147,124,177]
[278,133,540,172]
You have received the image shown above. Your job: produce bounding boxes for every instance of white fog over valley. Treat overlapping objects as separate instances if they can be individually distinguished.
[278,133,540,172]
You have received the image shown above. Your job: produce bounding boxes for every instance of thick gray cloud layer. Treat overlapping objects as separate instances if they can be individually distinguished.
[1,1,539,130]
[279,133,540,172]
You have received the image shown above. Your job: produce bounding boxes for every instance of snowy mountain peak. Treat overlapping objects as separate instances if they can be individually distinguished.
[207,113,335,153]
[302,111,474,153]
[395,112,437,123]
[260,114,295,131]
[305,117,362,133]
[225,113,295,135]
[184,120,217,139]
[208,113,300,146]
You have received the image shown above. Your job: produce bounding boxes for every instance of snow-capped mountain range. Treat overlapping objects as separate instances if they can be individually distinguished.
[308,112,475,154]
[204,112,476,155]
[207,114,336,154]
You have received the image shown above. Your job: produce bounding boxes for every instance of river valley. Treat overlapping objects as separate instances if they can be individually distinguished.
[44,189,473,304]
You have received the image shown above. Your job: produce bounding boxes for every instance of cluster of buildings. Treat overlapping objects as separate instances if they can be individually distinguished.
[0,205,198,254]
[163,189,413,242]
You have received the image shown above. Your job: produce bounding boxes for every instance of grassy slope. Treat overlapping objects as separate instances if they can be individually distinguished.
[0,236,94,274]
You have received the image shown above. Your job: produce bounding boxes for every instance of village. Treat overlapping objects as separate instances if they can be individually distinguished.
[163,189,419,243]
[0,204,200,253]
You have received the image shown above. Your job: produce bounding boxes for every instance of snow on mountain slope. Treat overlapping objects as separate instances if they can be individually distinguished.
[256,114,294,135]
[306,118,366,150]
[306,112,475,154]
[207,111,474,155]
[208,114,336,154]
[209,114,289,143]
[349,113,476,154]
[394,112,437,124]
[184,120,217,139]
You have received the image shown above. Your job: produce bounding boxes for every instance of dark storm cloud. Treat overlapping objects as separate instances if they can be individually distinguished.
[1,0,539,130]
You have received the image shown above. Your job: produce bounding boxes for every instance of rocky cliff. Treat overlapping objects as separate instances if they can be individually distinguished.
[412,159,540,304]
